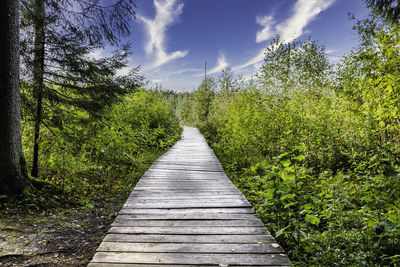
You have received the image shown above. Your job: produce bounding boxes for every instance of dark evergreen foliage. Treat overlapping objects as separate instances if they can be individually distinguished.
[19,0,141,176]
[20,0,141,115]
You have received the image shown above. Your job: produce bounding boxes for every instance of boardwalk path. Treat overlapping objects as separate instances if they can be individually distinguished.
[89,126,290,266]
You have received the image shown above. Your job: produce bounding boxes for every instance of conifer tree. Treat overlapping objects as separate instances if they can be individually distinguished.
[20,0,140,177]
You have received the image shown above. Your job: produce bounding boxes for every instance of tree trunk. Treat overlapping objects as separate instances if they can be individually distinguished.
[31,0,45,177]
[0,0,29,195]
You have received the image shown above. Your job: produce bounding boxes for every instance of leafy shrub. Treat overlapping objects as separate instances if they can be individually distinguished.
[21,89,182,203]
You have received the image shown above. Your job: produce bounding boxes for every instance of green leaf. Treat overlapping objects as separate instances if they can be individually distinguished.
[294,155,306,161]
[281,159,291,167]
[306,214,320,225]
[299,229,308,239]
[280,172,295,181]
[294,144,307,151]
[280,193,296,201]
[284,202,296,208]
[367,219,378,227]
[275,225,289,238]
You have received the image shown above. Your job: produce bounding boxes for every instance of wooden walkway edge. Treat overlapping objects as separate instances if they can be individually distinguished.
[89,126,291,266]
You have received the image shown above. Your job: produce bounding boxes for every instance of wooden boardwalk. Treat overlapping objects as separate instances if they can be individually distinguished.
[89,126,290,266]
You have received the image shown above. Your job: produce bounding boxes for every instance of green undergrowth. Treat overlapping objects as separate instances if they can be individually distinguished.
[5,89,182,212]
[217,147,400,265]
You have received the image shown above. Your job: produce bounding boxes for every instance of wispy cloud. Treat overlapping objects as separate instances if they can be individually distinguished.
[138,0,188,70]
[276,0,335,43]
[208,52,228,75]
[234,0,335,71]
[256,15,275,43]
[233,50,265,71]
[170,68,202,75]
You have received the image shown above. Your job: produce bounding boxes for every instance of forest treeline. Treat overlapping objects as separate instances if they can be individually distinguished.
[174,8,400,266]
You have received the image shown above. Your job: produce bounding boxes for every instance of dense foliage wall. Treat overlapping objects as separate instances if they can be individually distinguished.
[175,15,400,266]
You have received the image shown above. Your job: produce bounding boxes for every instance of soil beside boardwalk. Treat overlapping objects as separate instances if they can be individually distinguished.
[0,197,124,266]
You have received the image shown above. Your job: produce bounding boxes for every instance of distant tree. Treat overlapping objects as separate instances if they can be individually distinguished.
[0,0,29,195]
[194,78,215,123]
[218,67,237,97]
[365,0,400,23]
[259,36,331,94]
[20,0,140,177]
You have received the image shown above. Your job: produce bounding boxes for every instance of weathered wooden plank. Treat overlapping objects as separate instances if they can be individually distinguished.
[136,182,234,187]
[116,213,259,220]
[153,160,220,163]
[150,168,225,172]
[155,162,221,166]
[139,178,227,181]
[118,208,254,215]
[139,179,228,182]
[140,178,228,181]
[151,166,224,172]
[89,264,288,267]
[128,195,247,200]
[90,252,291,265]
[130,192,243,196]
[133,188,239,192]
[123,199,250,205]
[143,171,226,175]
[103,234,275,244]
[108,226,268,235]
[124,202,247,206]
[128,196,245,200]
[97,242,284,253]
[122,202,252,209]
[138,182,229,185]
[134,186,238,190]
[111,219,264,227]
[135,182,235,186]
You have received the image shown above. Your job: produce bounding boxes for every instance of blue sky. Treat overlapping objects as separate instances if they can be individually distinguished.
[111,0,370,91]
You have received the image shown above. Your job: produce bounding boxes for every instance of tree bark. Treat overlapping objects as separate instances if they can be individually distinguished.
[0,0,29,195]
[31,0,45,177]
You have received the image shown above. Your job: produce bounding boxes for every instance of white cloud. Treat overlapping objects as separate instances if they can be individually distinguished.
[151,79,162,84]
[325,48,337,54]
[208,52,228,75]
[234,0,335,71]
[233,49,265,71]
[138,0,188,70]
[256,15,275,43]
[88,49,104,60]
[276,0,335,43]
[116,66,131,77]
[170,68,202,75]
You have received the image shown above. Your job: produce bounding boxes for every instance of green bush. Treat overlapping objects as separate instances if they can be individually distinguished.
[21,89,182,203]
